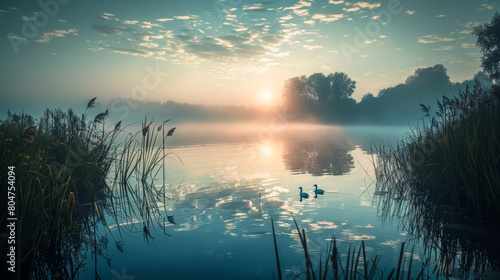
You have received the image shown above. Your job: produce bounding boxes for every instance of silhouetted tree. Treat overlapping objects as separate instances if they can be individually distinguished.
[282,71,356,121]
[473,12,500,81]
[404,64,452,88]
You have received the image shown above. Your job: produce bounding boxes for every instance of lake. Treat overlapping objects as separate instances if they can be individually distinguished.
[79,124,424,280]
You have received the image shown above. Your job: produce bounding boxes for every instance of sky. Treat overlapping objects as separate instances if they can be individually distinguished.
[0,0,497,109]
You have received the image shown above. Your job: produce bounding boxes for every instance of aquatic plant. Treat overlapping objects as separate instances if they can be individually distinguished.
[0,98,177,279]
[372,81,500,277]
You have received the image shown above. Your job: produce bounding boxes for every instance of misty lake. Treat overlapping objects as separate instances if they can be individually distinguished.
[80,124,423,280]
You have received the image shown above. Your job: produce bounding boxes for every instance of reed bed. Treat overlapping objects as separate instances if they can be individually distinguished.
[372,82,500,277]
[0,99,176,279]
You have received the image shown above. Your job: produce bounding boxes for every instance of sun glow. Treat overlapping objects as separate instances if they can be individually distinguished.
[262,92,271,100]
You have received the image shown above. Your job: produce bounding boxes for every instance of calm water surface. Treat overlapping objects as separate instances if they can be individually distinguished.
[82,125,418,280]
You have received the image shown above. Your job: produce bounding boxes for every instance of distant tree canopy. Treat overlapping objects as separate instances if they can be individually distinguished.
[282,72,356,122]
[282,65,490,124]
[473,12,500,81]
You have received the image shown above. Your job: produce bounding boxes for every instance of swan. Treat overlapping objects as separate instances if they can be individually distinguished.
[313,184,325,195]
[299,187,309,198]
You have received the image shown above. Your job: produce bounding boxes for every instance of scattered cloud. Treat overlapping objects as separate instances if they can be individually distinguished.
[478,3,494,11]
[174,15,198,20]
[329,0,344,4]
[433,45,454,51]
[343,7,361,12]
[353,2,381,9]
[436,14,446,18]
[417,34,456,44]
[460,42,475,49]
[303,44,324,50]
[156,18,174,22]
[285,0,312,10]
[242,4,267,11]
[7,33,28,42]
[312,13,344,22]
[93,24,127,36]
[35,29,78,43]
[405,10,416,15]
[123,20,139,25]
[293,9,309,16]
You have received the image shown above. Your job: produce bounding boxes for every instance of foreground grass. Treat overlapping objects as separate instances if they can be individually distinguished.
[272,218,434,280]
[0,99,176,279]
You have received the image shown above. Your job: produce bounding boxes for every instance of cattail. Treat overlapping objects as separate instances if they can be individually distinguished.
[142,124,151,136]
[167,127,176,136]
[94,109,109,124]
[87,97,97,109]
[114,120,122,132]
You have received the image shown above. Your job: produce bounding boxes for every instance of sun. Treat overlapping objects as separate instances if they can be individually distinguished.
[262,91,271,100]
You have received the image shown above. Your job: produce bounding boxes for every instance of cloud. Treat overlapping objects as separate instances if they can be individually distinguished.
[123,20,139,25]
[185,42,233,59]
[285,0,312,10]
[460,42,475,49]
[478,3,494,11]
[139,21,162,29]
[242,4,267,11]
[293,9,309,16]
[343,7,360,12]
[93,24,127,36]
[329,0,344,4]
[417,34,456,44]
[35,29,78,43]
[100,12,119,21]
[174,15,199,20]
[436,14,446,18]
[112,47,154,57]
[433,45,454,51]
[353,1,381,9]
[312,13,344,22]
[7,33,28,42]
[156,18,174,22]
[304,20,315,25]
[405,10,415,15]
[303,44,324,50]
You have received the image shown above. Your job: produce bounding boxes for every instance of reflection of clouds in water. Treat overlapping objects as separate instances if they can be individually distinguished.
[342,229,376,241]
[380,239,404,249]
[309,221,338,231]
